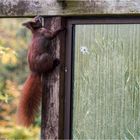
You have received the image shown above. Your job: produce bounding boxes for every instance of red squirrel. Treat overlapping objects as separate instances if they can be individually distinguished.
[17,16,64,127]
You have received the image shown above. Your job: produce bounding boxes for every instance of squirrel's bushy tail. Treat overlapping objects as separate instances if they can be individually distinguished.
[17,73,41,127]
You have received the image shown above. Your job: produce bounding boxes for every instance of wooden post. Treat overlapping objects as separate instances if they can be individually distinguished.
[41,17,66,139]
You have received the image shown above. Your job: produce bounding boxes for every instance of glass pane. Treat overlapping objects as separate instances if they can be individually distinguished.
[73,24,140,139]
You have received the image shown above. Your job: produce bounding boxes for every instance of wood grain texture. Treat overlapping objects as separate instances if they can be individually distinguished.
[1,0,140,16]
[41,17,65,139]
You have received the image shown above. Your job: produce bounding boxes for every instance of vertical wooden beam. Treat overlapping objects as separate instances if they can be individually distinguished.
[58,18,66,139]
[41,17,66,139]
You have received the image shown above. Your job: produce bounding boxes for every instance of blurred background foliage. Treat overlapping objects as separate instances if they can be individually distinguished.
[0,18,40,139]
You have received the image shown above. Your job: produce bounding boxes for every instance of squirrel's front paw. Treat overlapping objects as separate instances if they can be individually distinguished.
[53,58,60,69]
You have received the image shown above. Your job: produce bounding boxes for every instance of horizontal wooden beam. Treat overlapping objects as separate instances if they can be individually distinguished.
[1,0,140,17]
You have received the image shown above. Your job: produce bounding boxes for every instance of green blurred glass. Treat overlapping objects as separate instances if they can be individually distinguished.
[73,25,140,139]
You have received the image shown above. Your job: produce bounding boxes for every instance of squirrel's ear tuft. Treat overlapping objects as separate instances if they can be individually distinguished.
[34,16,42,23]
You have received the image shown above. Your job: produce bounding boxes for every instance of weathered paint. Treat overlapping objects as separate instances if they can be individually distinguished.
[0,0,140,16]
